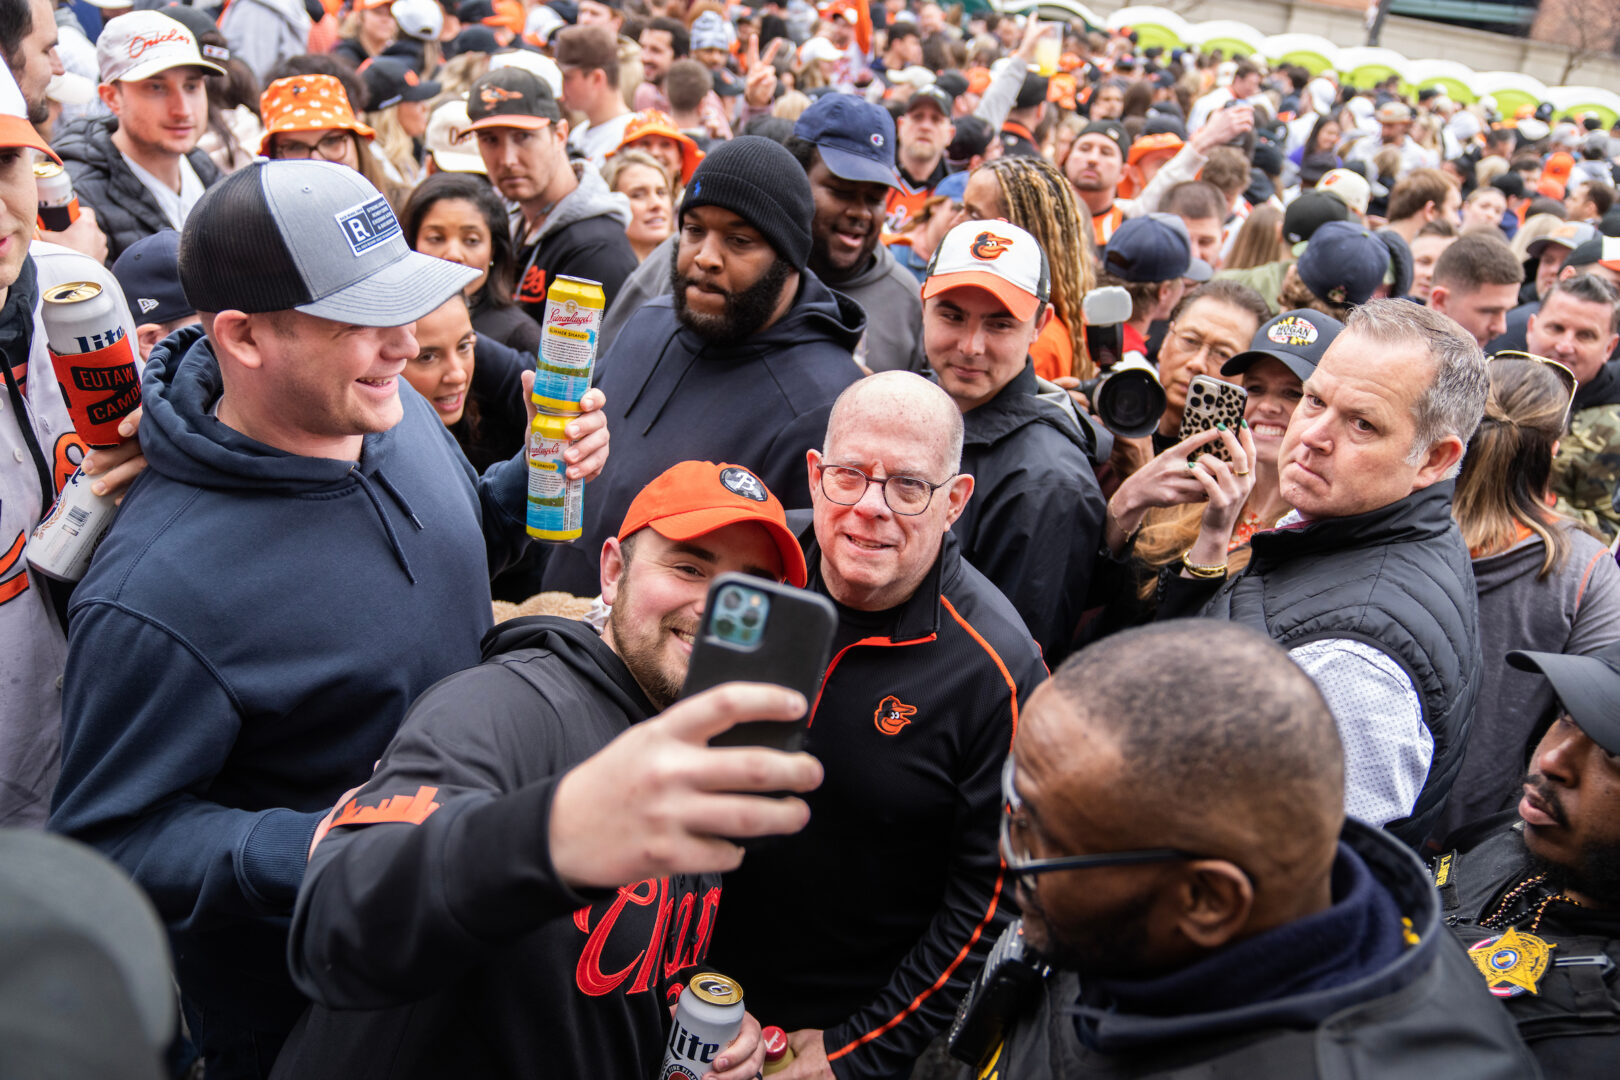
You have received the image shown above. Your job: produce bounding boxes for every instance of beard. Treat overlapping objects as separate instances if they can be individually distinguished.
[1020,880,1160,979]
[608,575,692,711]
[1523,771,1620,906]
[670,248,795,346]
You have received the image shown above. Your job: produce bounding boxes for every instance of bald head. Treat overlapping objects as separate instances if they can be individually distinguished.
[824,371,964,474]
[1033,620,1343,893]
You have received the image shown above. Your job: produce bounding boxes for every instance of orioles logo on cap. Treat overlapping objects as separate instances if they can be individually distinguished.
[971,231,1014,260]
[1268,316,1318,347]
[479,84,525,108]
[719,466,767,502]
[128,27,188,59]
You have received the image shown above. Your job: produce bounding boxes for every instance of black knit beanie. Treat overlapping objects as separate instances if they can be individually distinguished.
[679,136,813,271]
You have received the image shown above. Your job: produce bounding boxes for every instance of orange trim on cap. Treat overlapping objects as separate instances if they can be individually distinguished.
[923,268,1039,322]
[0,117,58,162]
[463,114,553,133]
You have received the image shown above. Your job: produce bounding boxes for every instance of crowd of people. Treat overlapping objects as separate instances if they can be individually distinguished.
[5,0,1620,1077]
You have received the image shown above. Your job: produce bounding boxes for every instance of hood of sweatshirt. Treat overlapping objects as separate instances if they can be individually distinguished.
[826,237,907,294]
[481,614,657,721]
[141,326,440,581]
[526,161,632,246]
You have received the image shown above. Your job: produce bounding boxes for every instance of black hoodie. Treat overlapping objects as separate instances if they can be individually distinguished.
[276,617,722,1080]
[541,271,865,595]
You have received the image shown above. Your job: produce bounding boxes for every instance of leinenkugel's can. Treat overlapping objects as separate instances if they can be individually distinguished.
[660,972,744,1080]
[25,463,116,581]
[531,275,604,413]
[35,159,80,232]
[525,412,582,542]
[42,281,141,448]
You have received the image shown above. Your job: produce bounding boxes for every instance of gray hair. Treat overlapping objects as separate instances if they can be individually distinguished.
[1546,273,1620,332]
[1345,299,1488,475]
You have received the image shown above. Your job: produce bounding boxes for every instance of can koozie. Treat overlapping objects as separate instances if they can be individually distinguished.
[49,335,141,449]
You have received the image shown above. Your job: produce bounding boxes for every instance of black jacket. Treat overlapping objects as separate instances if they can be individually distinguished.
[1197,483,1482,849]
[977,820,1539,1079]
[276,617,720,1080]
[510,162,638,320]
[53,116,222,263]
[469,291,541,357]
[541,272,864,596]
[955,362,1106,662]
[708,524,1046,1080]
[1438,812,1620,1076]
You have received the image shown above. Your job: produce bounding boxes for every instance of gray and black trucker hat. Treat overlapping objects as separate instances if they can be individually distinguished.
[179,160,478,326]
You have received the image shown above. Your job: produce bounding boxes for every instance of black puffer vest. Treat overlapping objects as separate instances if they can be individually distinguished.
[1203,482,1481,848]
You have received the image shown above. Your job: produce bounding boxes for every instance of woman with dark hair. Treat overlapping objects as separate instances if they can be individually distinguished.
[403,172,542,356]
[1431,355,1620,843]
[1288,109,1343,178]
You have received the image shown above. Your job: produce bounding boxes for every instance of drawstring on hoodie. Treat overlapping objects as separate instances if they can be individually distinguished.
[351,466,421,584]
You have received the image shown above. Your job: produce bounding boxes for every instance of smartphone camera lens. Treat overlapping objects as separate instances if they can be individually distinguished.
[740,609,761,628]
[721,588,743,610]
[715,617,737,638]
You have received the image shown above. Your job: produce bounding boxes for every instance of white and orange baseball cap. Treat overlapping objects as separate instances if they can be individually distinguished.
[922,219,1050,322]
[0,59,55,163]
[96,12,225,85]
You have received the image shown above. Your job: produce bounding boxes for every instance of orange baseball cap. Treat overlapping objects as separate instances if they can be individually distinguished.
[618,461,807,588]
[258,75,373,155]
[1127,131,1183,166]
[1047,72,1077,112]
[608,109,705,185]
[965,66,991,95]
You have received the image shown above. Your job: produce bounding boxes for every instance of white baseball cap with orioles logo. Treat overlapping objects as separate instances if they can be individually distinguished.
[922,219,1050,322]
[95,11,226,86]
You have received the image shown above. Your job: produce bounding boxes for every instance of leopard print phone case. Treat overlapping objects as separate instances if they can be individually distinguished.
[1179,376,1248,465]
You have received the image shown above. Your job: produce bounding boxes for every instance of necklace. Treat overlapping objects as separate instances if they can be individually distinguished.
[1481,873,1583,932]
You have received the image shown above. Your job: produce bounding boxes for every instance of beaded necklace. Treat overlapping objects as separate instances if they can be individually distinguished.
[1480,872,1584,932]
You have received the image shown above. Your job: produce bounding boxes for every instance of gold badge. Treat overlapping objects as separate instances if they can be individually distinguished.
[1469,926,1556,997]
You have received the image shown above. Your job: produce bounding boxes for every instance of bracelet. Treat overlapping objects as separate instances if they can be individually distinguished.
[1179,549,1228,579]
[1107,502,1143,550]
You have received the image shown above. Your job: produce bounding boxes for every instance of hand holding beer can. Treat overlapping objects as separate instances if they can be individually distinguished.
[43,280,141,448]
[35,160,80,232]
[661,972,745,1079]
[532,275,604,414]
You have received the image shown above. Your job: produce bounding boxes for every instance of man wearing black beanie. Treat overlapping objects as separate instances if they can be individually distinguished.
[540,136,867,595]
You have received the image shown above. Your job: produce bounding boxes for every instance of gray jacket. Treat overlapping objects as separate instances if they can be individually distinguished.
[597,236,924,373]
[1431,524,1620,843]
[219,0,312,83]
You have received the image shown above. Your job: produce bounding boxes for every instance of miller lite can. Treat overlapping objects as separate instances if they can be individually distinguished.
[43,280,141,448]
[660,972,744,1079]
[25,464,116,581]
[525,412,582,542]
[35,159,80,232]
[531,275,604,414]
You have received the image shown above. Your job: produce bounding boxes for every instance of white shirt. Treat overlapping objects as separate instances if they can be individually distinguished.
[121,152,206,231]
[569,111,636,170]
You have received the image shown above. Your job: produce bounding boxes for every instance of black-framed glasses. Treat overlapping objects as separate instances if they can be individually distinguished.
[999,757,1218,888]
[1489,351,1579,432]
[816,464,955,516]
[275,130,354,161]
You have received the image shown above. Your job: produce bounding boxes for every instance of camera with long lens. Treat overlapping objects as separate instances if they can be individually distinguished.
[1076,286,1166,439]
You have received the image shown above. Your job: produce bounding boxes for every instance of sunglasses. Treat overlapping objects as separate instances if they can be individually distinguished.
[1489,351,1579,432]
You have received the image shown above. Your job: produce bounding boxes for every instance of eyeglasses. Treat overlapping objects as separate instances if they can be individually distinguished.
[275,131,354,161]
[998,757,1209,890]
[816,464,955,516]
[1489,350,1579,432]
[1169,327,1238,368]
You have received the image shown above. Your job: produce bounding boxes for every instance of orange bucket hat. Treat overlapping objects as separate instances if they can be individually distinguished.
[259,75,375,156]
[607,110,705,185]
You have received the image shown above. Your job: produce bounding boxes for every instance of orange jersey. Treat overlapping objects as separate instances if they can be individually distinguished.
[1091,203,1126,246]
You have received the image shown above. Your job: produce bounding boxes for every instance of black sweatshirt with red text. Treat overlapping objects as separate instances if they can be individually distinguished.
[707,527,1047,1080]
[274,617,719,1080]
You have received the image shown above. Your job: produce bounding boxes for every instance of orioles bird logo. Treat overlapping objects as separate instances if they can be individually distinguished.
[480,85,525,109]
[971,231,1014,260]
[873,695,917,735]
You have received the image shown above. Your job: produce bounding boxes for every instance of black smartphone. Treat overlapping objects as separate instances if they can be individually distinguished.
[680,573,837,752]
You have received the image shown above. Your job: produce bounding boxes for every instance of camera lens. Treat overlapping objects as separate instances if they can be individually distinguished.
[740,609,761,628]
[721,589,743,610]
[715,617,736,638]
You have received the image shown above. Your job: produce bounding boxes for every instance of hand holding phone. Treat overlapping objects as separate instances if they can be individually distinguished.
[1179,375,1247,465]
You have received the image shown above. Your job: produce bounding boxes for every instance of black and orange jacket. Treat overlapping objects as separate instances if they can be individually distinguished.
[707,525,1046,1080]
[507,161,639,322]
[277,618,720,1079]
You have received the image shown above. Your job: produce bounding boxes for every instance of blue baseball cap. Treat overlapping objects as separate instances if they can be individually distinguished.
[1297,220,1390,308]
[792,93,900,189]
[934,170,969,204]
[1101,213,1211,284]
[112,230,195,326]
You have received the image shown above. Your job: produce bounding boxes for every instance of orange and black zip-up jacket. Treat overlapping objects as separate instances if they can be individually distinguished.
[707,524,1046,1080]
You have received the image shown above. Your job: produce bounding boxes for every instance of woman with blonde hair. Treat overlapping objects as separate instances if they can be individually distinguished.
[1224,203,1287,270]
[360,57,440,188]
[601,149,674,262]
[1432,354,1620,842]
[961,155,1094,379]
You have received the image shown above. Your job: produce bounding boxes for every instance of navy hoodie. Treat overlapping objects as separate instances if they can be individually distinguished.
[541,270,865,595]
[49,326,531,1040]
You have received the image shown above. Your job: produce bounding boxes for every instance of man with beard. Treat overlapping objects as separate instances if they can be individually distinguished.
[1438,639,1620,1075]
[597,94,923,373]
[961,620,1537,1079]
[884,85,954,235]
[272,461,818,1080]
[542,137,864,596]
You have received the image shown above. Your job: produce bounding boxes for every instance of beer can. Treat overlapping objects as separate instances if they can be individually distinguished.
[525,412,582,542]
[35,159,80,232]
[43,281,141,449]
[25,465,117,582]
[531,275,604,414]
[661,972,745,1080]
